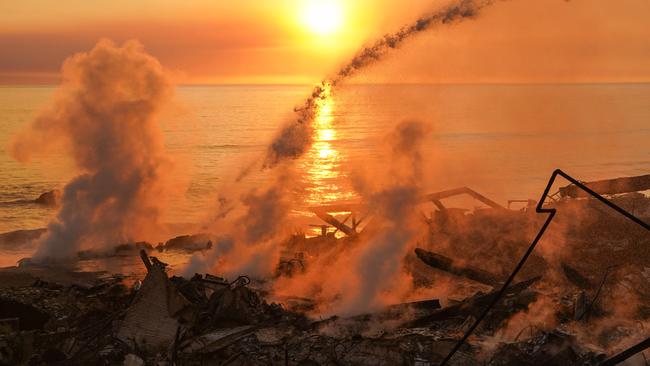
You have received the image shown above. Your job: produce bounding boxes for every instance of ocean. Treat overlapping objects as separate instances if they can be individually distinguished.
[1,83,649,236]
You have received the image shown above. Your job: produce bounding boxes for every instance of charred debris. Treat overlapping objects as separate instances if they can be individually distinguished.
[1,174,650,365]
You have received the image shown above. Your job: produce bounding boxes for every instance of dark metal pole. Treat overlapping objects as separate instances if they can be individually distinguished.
[600,338,650,366]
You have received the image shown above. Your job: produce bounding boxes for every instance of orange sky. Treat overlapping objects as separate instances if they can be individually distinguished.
[1,0,649,84]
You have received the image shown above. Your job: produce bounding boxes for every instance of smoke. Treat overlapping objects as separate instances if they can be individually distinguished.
[210,0,498,283]
[327,121,432,315]
[263,0,494,168]
[332,0,492,83]
[263,83,329,168]
[235,176,293,245]
[10,39,175,260]
[271,120,433,316]
[212,0,497,312]
[239,0,497,288]
[386,120,431,185]
[465,191,650,355]
[217,170,294,278]
[333,185,421,315]
[186,168,296,279]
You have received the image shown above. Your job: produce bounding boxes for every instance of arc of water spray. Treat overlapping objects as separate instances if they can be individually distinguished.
[263,0,497,168]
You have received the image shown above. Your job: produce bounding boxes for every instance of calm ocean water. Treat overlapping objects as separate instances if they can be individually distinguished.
[1,83,649,234]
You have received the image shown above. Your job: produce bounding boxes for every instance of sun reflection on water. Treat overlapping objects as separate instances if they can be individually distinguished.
[301,88,356,208]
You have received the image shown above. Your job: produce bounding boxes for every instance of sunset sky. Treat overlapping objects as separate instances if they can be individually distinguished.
[1,0,649,84]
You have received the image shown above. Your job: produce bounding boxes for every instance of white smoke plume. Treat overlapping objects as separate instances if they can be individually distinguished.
[187,169,295,279]
[273,120,433,316]
[10,39,175,260]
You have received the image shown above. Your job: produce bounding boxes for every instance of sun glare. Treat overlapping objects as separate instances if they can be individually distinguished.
[301,0,344,36]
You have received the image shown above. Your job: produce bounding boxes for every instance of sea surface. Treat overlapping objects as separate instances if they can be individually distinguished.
[1,83,649,236]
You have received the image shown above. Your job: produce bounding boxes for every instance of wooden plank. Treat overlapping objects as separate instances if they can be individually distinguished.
[560,174,650,198]
[415,248,501,287]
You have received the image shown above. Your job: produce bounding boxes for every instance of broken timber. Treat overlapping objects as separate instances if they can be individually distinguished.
[405,276,540,328]
[310,208,358,236]
[561,263,594,290]
[415,248,501,287]
[309,187,504,237]
[559,174,650,199]
[179,325,256,354]
[424,187,505,210]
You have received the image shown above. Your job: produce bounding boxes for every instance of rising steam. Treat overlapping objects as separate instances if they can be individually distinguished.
[271,121,433,316]
[11,39,175,260]
[264,0,494,168]
[188,169,296,278]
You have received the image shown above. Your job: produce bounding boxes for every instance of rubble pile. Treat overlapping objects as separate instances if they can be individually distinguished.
[1,175,649,365]
[0,271,134,365]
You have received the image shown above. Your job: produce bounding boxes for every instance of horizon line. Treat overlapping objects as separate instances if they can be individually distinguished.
[1,80,650,88]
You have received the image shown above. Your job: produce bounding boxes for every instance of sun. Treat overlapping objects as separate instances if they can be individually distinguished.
[301,1,344,36]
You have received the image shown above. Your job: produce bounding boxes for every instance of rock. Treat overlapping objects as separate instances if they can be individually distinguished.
[34,190,61,207]
[159,234,212,252]
[0,228,46,249]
